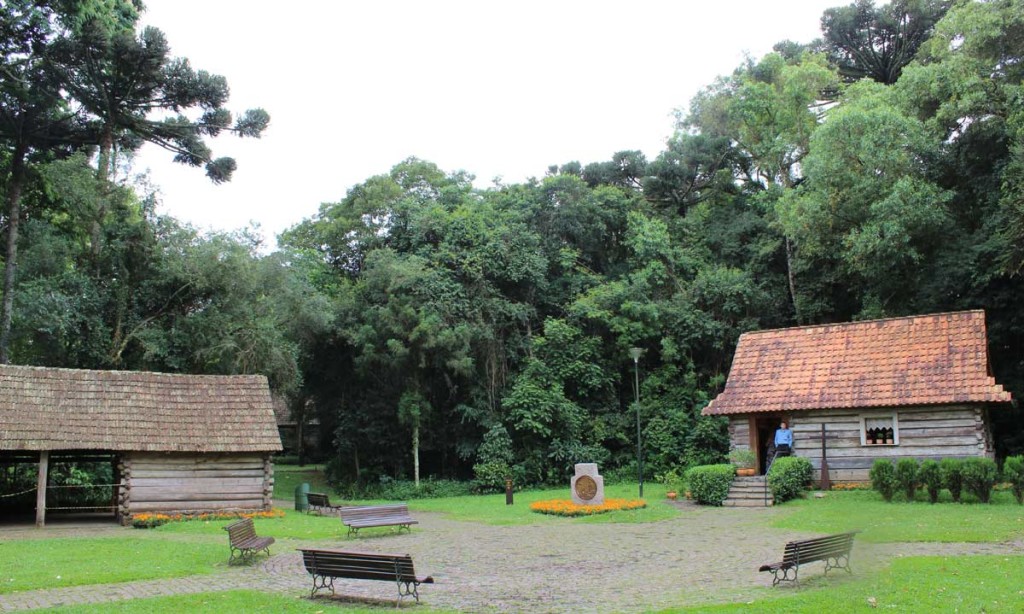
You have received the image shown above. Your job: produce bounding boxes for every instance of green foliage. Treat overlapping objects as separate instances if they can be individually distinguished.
[940,457,965,503]
[472,424,519,492]
[727,448,756,468]
[918,459,942,504]
[1003,455,1024,504]
[960,457,998,503]
[870,459,897,502]
[894,458,920,501]
[767,456,813,503]
[684,464,735,506]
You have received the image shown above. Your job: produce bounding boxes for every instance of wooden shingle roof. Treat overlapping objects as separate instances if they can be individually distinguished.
[0,365,282,452]
[702,310,1013,416]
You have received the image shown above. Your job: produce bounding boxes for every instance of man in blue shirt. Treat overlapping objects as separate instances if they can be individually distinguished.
[774,421,793,456]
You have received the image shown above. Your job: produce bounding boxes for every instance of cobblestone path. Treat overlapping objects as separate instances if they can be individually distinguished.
[1,504,1021,613]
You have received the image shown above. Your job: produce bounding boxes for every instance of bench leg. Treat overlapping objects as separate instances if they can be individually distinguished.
[824,553,852,576]
[771,565,797,587]
[310,573,334,598]
[347,526,358,538]
[396,580,420,605]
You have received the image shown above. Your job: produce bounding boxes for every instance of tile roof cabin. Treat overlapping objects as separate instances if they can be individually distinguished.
[0,365,282,526]
[702,310,1013,484]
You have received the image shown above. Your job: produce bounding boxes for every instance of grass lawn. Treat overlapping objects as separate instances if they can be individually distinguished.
[673,555,1024,613]
[411,480,679,525]
[154,507,350,540]
[36,590,410,613]
[771,490,1024,542]
[272,464,332,500]
[0,537,225,594]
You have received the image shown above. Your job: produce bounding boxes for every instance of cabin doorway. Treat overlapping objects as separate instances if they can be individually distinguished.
[754,417,783,475]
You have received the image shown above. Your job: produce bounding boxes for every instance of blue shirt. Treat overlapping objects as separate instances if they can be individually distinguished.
[775,428,793,447]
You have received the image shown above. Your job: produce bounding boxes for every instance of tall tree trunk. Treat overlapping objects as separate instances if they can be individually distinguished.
[92,126,116,259]
[784,235,801,324]
[0,145,29,364]
[412,423,420,489]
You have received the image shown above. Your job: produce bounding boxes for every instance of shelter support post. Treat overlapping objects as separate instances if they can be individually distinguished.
[35,451,49,528]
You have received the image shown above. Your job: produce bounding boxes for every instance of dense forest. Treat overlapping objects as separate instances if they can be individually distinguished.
[2,0,1022,491]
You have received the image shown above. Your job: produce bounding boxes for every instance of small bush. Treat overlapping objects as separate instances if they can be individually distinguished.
[894,458,919,501]
[869,459,897,502]
[918,459,942,504]
[961,457,997,503]
[767,456,813,503]
[1004,455,1024,504]
[940,458,965,503]
[727,448,757,468]
[684,464,735,506]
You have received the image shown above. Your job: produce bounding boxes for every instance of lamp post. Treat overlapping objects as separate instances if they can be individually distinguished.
[629,347,644,498]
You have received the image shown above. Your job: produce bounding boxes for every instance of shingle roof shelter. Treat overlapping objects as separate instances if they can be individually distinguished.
[0,365,282,526]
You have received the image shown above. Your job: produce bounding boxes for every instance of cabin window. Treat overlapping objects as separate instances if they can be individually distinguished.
[860,415,899,446]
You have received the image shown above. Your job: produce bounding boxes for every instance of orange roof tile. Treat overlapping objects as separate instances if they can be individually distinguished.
[702,310,1013,416]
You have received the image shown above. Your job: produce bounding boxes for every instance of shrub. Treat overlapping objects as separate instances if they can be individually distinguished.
[940,458,965,503]
[961,457,998,503]
[894,458,919,501]
[918,459,942,504]
[767,456,813,503]
[869,459,897,502]
[472,424,517,492]
[727,448,757,468]
[1004,455,1024,504]
[684,464,735,506]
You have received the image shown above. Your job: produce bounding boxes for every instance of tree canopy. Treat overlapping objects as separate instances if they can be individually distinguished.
[3,0,1022,489]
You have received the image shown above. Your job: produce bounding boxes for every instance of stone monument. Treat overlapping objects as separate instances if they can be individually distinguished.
[571,463,605,505]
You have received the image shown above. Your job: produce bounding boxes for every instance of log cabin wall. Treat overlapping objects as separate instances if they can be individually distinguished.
[121,452,273,517]
[728,404,994,483]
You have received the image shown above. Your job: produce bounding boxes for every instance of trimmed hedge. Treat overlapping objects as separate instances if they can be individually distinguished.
[1004,455,1024,504]
[894,458,919,501]
[940,457,964,503]
[961,457,997,503]
[869,459,896,502]
[767,456,813,503]
[684,464,735,506]
[918,459,941,504]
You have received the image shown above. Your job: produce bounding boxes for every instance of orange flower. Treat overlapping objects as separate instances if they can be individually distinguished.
[530,498,646,517]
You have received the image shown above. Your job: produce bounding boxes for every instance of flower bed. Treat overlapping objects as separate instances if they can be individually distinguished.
[131,508,285,529]
[529,498,646,517]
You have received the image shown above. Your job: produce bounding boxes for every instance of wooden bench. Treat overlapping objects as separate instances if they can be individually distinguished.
[299,548,434,604]
[339,503,417,537]
[307,492,342,515]
[759,531,858,586]
[223,517,275,564]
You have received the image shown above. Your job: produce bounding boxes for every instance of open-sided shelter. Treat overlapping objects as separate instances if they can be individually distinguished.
[0,365,282,526]
[702,310,1013,482]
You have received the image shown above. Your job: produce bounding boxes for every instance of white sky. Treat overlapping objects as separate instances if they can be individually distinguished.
[134,0,841,247]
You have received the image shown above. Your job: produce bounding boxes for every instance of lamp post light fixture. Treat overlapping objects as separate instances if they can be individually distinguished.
[629,347,644,498]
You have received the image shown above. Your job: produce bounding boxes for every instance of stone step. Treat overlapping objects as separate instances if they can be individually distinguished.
[724,498,773,507]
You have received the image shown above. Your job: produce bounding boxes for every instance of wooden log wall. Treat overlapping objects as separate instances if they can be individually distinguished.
[124,453,272,515]
[729,404,994,483]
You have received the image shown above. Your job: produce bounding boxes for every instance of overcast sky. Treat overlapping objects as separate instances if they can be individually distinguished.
[134,0,841,247]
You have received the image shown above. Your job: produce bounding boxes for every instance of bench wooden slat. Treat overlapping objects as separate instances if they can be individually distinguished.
[759,531,857,586]
[299,548,433,604]
[223,518,274,564]
[338,504,417,536]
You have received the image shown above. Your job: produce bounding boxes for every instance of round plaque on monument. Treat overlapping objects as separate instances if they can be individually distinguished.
[575,475,597,501]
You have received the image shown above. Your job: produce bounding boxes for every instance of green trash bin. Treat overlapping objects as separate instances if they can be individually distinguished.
[294,482,310,512]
